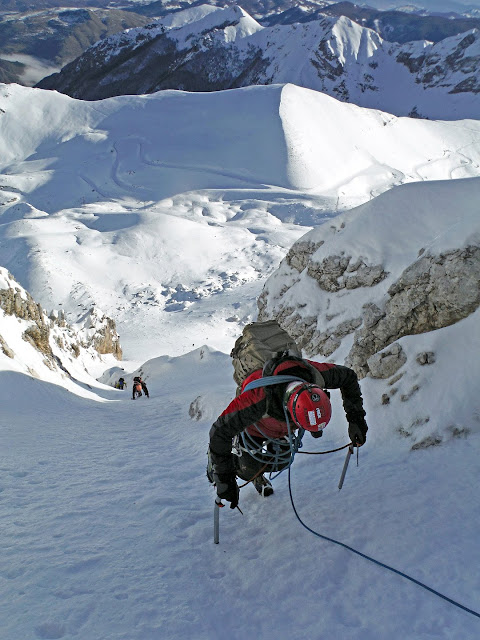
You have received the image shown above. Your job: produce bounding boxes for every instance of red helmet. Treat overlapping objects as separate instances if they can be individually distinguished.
[284,382,331,432]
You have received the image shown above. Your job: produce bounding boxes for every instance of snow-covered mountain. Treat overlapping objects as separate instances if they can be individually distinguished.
[2,81,479,362]
[37,4,480,119]
[264,1,480,44]
[363,0,480,14]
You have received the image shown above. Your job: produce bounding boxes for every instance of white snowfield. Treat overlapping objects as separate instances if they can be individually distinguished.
[1,82,479,360]
[0,80,479,639]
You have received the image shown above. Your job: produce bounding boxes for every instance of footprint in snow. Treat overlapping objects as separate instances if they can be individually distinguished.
[35,622,66,639]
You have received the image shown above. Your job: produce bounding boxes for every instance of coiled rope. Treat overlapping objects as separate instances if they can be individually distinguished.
[287,466,480,620]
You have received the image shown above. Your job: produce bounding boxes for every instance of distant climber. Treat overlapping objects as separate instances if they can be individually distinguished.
[115,377,126,390]
[132,376,149,399]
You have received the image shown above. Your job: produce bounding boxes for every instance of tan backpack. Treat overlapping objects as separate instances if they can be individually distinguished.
[230,320,301,388]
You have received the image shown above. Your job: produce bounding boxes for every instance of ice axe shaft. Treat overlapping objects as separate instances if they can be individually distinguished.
[338,445,355,490]
[214,498,222,544]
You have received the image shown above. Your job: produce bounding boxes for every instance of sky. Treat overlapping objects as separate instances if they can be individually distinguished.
[360,0,480,11]
[355,0,480,11]
[0,25,480,640]
[120,1,480,14]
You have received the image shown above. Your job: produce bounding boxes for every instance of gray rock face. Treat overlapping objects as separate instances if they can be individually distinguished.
[0,268,123,369]
[258,178,480,450]
[258,250,388,356]
[91,316,123,360]
[77,307,123,360]
[367,342,407,379]
[259,239,479,380]
[306,254,388,292]
[285,240,324,274]
[347,246,480,377]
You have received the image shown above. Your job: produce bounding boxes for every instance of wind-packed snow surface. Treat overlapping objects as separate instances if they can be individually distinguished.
[1,346,480,638]
[0,81,479,638]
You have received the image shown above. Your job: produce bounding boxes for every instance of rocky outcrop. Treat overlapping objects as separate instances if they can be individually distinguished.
[306,254,388,293]
[258,250,386,356]
[346,246,480,377]
[285,240,324,274]
[79,308,123,360]
[0,333,14,358]
[0,268,122,375]
[258,178,480,450]
[366,342,407,379]
[260,245,480,377]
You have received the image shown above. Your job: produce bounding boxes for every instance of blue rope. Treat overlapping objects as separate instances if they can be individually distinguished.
[287,466,480,620]
[243,371,480,618]
[240,374,307,477]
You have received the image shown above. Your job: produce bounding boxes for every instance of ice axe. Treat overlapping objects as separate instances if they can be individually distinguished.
[338,444,355,490]
[213,497,223,544]
[213,497,243,544]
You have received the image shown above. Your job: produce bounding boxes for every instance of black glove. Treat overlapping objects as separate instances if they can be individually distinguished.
[214,473,239,509]
[311,430,323,439]
[348,415,368,446]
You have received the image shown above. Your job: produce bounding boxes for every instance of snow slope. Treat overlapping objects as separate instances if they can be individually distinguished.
[1,82,479,363]
[0,77,479,638]
[1,344,479,639]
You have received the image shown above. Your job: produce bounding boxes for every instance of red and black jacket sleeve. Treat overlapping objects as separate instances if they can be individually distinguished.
[209,387,267,476]
[308,361,366,423]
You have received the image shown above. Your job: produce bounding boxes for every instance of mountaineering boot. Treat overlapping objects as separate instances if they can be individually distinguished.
[253,474,274,497]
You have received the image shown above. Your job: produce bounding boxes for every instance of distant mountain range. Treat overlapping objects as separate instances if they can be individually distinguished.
[0,6,151,84]
[262,2,480,42]
[126,0,480,42]
[37,4,480,119]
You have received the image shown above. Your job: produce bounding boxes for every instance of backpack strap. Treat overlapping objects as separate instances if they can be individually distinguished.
[242,375,306,393]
